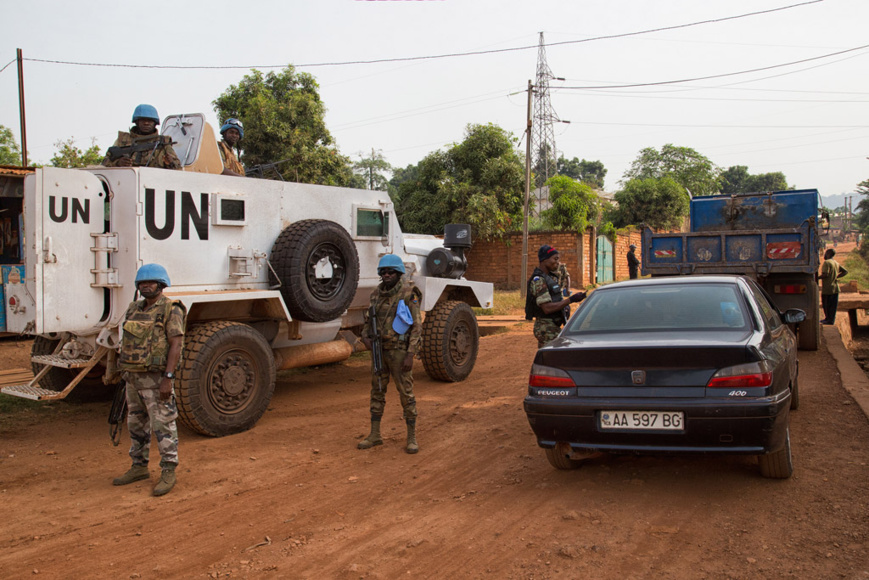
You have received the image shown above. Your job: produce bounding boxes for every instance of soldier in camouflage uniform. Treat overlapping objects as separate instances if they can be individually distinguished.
[528,245,586,348]
[113,263,186,496]
[219,118,245,176]
[358,254,423,454]
[101,104,181,170]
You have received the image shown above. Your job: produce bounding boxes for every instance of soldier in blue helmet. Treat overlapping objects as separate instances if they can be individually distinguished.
[358,254,423,454]
[113,263,187,496]
[219,118,245,176]
[102,104,181,170]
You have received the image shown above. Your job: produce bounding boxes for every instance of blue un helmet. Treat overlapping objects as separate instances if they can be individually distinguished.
[132,104,160,125]
[135,263,171,288]
[220,118,244,139]
[377,254,405,275]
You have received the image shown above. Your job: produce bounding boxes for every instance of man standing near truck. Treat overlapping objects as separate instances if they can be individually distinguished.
[101,104,181,170]
[526,245,586,348]
[627,244,640,279]
[358,254,422,454]
[820,248,847,325]
[113,264,186,496]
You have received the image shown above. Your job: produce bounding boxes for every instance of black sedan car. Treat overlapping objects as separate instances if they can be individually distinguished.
[523,275,805,479]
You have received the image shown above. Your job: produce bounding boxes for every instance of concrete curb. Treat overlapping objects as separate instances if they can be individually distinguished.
[822,324,869,420]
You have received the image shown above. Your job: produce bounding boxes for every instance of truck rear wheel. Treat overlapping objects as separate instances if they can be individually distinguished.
[176,321,276,437]
[421,301,479,382]
[269,219,360,323]
[798,286,820,351]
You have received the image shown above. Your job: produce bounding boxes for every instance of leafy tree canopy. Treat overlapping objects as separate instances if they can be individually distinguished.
[0,125,22,165]
[213,65,354,186]
[557,156,607,189]
[622,144,719,196]
[50,138,102,168]
[853,179,869,233]
[721,165,789,194]
[542,175,600,232]
[395,123,524,238]
[613,177,689,231]
[352,149,391,191]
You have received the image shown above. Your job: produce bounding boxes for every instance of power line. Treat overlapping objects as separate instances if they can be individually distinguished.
[558,42,869,90]
[14,1,823,71]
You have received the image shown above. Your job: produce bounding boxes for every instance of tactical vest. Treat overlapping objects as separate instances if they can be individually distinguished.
[118,297,186,372]
[370,280,420,350]
[525,267,568,324]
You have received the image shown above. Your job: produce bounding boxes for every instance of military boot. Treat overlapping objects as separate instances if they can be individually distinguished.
[152,467,177,497]
[357,415,383,449]
[405,419,419,454]
[112,464,149,486]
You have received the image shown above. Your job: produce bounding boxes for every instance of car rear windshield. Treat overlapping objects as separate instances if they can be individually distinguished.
[566,283,748,333]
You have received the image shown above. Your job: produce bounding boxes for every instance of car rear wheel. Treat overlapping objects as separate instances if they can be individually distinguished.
[544,443,601,470]
[790,375,800,411]
[758,428,793,479]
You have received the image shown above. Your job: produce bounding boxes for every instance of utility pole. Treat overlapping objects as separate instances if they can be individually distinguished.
[521,80,533,298]
[17,48,28,167]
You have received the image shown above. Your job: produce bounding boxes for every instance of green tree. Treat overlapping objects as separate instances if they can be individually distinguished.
[542,175,600,231]
[395,123,524,238]
[50,138,103,168]
[557,156,607,189]
[623,144,719,196]
[213,65,355,186]
[721,165,789,193]
[353,149,391,191]
[853,179,869,233]
[613,177,689,230]
[0,125,22,165]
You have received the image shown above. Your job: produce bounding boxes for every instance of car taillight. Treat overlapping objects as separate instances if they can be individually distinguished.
[529,364,576,388]
[707,361,773,388]
[773,284,806,295]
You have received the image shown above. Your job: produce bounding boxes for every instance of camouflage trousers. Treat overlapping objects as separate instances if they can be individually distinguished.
[369,348,417,420]
[533,317,563,348]
[123,372,179,469]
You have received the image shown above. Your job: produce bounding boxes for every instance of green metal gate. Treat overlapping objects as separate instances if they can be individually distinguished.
[596,235,613,283]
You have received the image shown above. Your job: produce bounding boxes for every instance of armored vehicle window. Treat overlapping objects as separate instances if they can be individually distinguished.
[356,209,389,237]
[221,199,245,222]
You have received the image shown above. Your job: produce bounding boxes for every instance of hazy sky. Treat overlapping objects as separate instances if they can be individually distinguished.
[1,0,867,202]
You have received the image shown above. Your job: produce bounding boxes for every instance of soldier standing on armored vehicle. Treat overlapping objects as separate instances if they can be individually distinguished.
[113,264,186,496]
[358,255,422,454]
[101,104,181,169]
[218,118,245,176]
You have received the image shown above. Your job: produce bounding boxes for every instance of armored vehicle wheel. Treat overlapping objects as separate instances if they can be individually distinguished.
[176,321,276,437]
[421,301,479,382]
[270,219,360,323]
[797,283,819,351]
[30,336,110,401]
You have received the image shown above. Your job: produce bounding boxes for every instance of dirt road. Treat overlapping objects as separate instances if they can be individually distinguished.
[1,325,868,580]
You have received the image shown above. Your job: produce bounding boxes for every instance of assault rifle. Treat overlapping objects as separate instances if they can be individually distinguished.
[244,158,293,181]
[106,140,162,162]
[368,304,385,392]
[108,381,127,446]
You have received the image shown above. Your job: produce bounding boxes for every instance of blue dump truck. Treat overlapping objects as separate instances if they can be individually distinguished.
[642,189,823,350]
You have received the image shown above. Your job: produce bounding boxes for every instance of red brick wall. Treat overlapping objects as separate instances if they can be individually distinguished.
[465,228,643,289]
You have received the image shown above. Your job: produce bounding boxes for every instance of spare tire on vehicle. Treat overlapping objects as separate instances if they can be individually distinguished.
[269,219,360,323]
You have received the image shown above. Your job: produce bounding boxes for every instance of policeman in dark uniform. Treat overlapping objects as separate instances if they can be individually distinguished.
[627,244,640,279]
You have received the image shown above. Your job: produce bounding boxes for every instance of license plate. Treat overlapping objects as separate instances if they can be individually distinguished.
[599,411,684,431]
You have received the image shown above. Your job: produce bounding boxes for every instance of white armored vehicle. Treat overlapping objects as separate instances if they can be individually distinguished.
[0,114,493,436]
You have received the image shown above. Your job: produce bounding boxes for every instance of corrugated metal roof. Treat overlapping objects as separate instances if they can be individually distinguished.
[0,165,35,177]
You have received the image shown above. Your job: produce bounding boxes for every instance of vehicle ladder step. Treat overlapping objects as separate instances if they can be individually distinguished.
[30,354,93,369]
[0,384,64,401]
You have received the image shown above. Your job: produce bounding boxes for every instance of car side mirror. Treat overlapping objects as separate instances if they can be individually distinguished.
[782,309,807,325]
